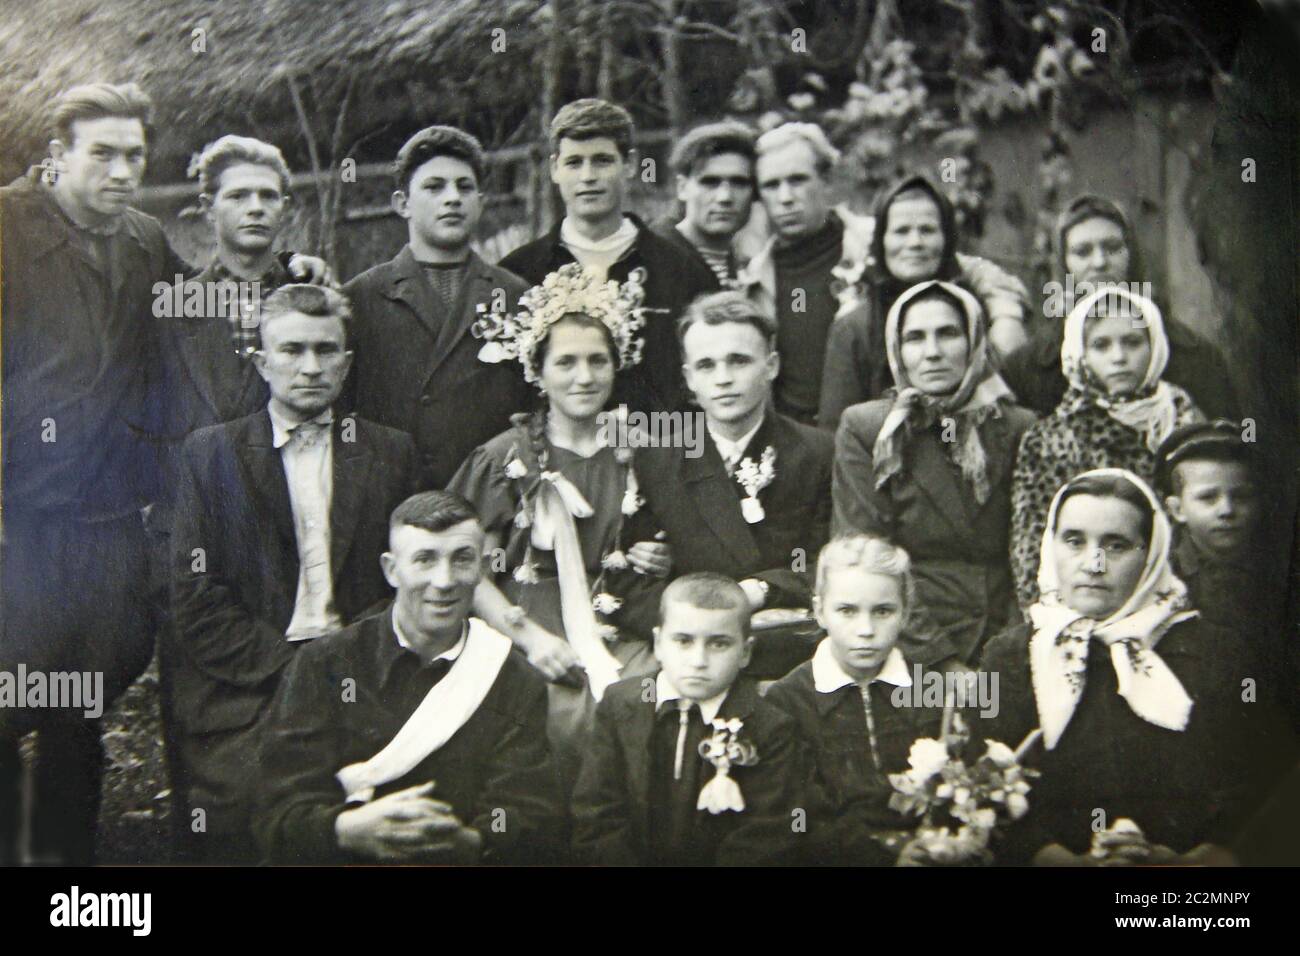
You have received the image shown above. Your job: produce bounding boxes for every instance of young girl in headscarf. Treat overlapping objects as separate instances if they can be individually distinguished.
[833,280,1037,666]
[982,469,1280,865]
[1010,285,1204,609]
[1002,194,1236,417]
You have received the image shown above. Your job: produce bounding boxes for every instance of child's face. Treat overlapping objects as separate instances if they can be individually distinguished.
[654,600,752,702]
[1166,459,1259,559]
[815,567,906,680]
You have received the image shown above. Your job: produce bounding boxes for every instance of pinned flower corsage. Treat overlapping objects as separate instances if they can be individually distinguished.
[734,446,776,524]
[696,718,760,814]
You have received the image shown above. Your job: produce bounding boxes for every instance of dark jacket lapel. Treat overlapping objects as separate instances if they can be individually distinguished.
[717,675,762,722]
[908,433,976,539]
[329,417,373,583]
[381,245,443,342]
[680,428,764,569]
[618,692,657,843]
[236,410,296,554]
[173,313,246,422]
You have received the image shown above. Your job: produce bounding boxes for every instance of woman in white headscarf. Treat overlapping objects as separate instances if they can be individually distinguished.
[982,468,1273,865]
[1010,286,1204,608]
[832,279,1038,666]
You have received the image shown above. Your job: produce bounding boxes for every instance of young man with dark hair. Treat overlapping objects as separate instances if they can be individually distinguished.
[342,125,532,488]
[651,120,758,287]
[618,291,833,677]
[256,491,563,864]
[0,83,320,864]
[168,285,417,862]
[500,98,720,413]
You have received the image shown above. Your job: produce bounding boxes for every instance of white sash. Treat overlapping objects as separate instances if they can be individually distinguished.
[335,617,514,803]
[531,472,624,700]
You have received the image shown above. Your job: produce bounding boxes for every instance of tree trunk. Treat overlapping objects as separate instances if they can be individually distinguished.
[657,2,686,138]
[541,0,566,231]
[285,73,327,255]
[597,2,615,100]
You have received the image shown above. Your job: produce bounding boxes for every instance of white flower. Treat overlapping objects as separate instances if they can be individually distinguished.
[513,508,532,529]
[906,737,949,781]
[621,488,643,516]
[504,457,527,480]
[601,550,629,571]
[1007,792,1029,820]
[477,342,508,364]
[513,563,540,585]
[592,592,623,615]
[984,740,1016,768]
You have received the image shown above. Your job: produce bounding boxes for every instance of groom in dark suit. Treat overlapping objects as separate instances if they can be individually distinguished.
[619,291,833,677]
[169,284,416,862]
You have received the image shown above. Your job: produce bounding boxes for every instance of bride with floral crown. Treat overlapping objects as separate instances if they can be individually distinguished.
[450,263,671,787]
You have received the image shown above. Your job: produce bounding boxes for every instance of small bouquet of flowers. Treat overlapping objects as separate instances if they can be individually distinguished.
[888,712,1038,866]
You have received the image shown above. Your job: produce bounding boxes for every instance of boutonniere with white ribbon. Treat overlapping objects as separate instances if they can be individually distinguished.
[697,717,760,814]
[734,446,776,524]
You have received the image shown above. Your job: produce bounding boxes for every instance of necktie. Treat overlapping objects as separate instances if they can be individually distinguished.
[674,700,696,781]
[290,421,329,448]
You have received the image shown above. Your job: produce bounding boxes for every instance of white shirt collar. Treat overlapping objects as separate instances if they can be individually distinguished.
[708,415,765,470]
[655,670,728,724]
[269,404,334,449]
[392,608,467,664]
[811,638,913,694]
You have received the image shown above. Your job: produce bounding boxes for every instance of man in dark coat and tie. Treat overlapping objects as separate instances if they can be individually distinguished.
[342,126,532,489]
[618,291,833,677]
[169,284,417,862]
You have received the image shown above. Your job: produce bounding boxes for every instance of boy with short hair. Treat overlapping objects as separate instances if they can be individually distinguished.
[1157,421,1276,667]
[571,572,804,865]
[765,535,974,864]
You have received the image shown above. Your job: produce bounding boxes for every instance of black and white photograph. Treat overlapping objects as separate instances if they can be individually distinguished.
[1,0,1298,920]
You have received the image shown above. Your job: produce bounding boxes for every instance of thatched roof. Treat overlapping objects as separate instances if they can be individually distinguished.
[0,0,547,179]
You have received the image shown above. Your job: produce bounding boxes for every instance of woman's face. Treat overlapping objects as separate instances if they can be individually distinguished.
[1052,493,1149,619]
[1083,314,1152,397]
[882,193,946,282]
[815,566,906,681]
[898,298,970,396]
[538,318,616,422]
[1064,216,1130,285]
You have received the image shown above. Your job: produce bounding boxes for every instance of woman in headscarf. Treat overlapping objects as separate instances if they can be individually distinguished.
[1002,194,1237,418]
[832,280,1037,666]
[449,263,669,787]
[982,469,1283,865]
[818,173,1031,429]
[1010,284,1204,608]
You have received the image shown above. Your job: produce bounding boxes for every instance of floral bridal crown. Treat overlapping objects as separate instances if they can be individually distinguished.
[472,262,648,385]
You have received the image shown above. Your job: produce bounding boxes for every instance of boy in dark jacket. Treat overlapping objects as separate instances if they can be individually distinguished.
[572,573,804,865]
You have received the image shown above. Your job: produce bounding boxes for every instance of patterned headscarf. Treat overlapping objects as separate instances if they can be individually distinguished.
[871,280,1014,505]
[1060,285,1187,452]
[1030,468,1197,749]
